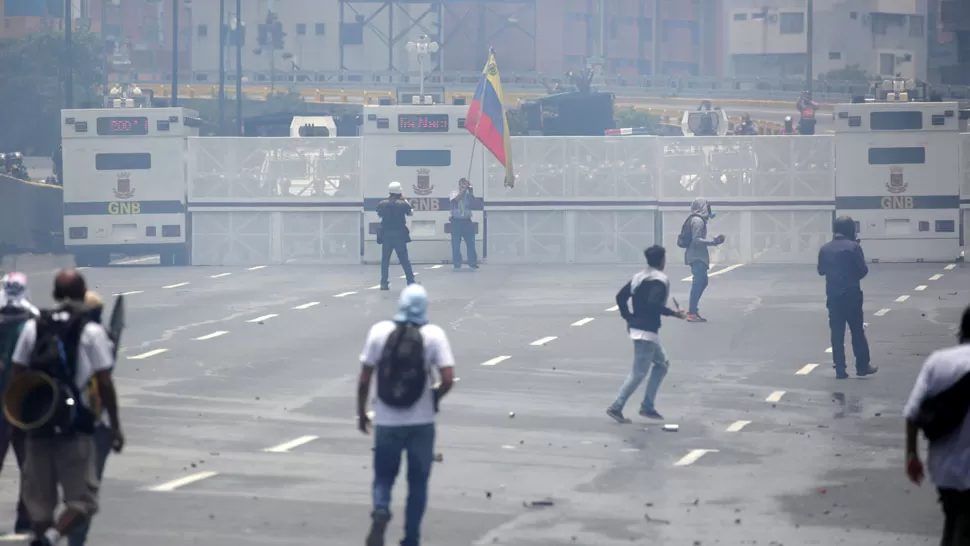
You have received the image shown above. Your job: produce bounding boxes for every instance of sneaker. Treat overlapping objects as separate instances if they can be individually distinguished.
[686,314,708,323]
[835,371,849,380]
[453,266,462,271]
[380,284,390,291]
[469,264,479,270]
[639,408,664,420]
[366,509,391,546]
[29,537,50,546]
[857,366,879,377]
[606,408,631,424]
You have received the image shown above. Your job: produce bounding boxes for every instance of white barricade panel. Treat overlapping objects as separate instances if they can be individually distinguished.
[188,137,362,203]
[280,212,360,264]
[574,210,657,263]
[485,210,567,263]
[484,136,658,201]
[962,133,970,199]
[658,136,835,201]
[191,211,273,266]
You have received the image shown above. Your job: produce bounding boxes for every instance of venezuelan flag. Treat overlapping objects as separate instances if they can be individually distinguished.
[465,50,514,188]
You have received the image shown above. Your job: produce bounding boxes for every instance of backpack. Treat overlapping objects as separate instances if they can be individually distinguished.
[676,214,703,249]
[376,322,428,409]
[28,302,97,435]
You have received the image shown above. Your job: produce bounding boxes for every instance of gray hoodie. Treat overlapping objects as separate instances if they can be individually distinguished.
[684,197,717,266]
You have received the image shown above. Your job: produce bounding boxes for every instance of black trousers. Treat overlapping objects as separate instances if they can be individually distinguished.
[380,234,415,286]
[940,489,970,546]
[0,420,29,531]
[827,291,870,373]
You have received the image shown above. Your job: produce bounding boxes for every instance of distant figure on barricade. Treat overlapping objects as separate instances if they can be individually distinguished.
[817,216,877,379]
[377,182,416,291]
[449,178,478,271]
[676,198,725,322]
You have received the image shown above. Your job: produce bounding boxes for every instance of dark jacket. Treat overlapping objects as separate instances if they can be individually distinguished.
[616,268,677,335]
[377,197,413,236]
[817,234,868,299]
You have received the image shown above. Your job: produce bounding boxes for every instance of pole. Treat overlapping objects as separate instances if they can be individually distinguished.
[235,0,243,136]
[64,0,73,109]
[218,0,226,135]
[418,53,425,103]
[171,0,179,107]
[805,0,813,93]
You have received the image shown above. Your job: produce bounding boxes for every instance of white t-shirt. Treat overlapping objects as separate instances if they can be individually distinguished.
[903,344,970,490]
[360,320,455,427]
[12,319,115,408]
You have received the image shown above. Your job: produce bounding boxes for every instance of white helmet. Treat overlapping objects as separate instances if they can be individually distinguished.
[388,181,403,194]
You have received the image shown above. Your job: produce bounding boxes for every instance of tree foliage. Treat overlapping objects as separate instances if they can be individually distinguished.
[0,32,103,155]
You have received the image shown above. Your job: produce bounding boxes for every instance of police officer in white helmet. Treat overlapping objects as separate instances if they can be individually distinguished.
[376,181,416,290]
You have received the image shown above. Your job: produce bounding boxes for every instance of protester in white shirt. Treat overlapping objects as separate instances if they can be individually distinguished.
[356,284,454,546]
[904,305,970,546]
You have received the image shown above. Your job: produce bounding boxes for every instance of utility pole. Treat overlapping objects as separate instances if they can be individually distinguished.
[218,0,226,135]
[64,0,73,109]
[171,0,179,106]
[235,0,243,136]
[806,0,814,93]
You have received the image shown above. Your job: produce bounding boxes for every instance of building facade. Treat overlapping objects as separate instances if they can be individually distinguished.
[724,0,927,81]
[937,0,970,84]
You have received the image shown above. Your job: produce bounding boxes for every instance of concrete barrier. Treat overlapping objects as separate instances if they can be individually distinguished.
[0,175,65,259]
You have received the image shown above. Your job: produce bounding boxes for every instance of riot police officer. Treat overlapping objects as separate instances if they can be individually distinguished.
[377,181,416,290]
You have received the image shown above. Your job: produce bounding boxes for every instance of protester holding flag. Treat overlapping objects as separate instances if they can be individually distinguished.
[465,49,514,189]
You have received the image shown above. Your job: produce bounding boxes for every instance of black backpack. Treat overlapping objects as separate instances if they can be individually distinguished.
[676,214,702,249]
[376,322,428,408]
[28,302,97,436]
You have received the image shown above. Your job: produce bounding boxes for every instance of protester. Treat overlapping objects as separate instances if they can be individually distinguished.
[0,273,38,534]
[607,245,686,423]
[904,305,970,545]
[449,177,478,271]
[817,216,877,379]
[9,270,123,546]
[357,284,455,546]
[678,197,725,322]
[377,181,417,291]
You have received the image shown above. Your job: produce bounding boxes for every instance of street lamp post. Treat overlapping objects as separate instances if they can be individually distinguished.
[218,0,226,135]
[406,34,439,104]
[232,1,243,136]
[64,0,73,109]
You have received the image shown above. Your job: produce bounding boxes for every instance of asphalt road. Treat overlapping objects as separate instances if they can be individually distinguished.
[0,258,963,545]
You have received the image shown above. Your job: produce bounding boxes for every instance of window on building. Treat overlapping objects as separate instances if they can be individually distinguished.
[197,24,207,38]
[910,15,924,37]
[879,52,895,75]
[829,51,842,60]
[751,12,766,19]
[868,147,925,164]
[780,12,804,34]
[396,150,451,167]
[296,23,306,36]
[850,11,858,19]
[733,13,747,21]
[870,111,923,130]
[315,23,325,36]
[637,17,652,42]
[95,153,152,171]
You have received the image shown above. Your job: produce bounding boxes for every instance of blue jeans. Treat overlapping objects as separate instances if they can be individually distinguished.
[450,219,477,268]
[688,261,709,315]
[609,339,669,414]
[827,292,870,374]
[372,424,435,546]
[66,425,113,546]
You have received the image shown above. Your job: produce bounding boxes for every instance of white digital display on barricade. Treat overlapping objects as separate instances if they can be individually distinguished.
[833,100,961,262]
[360,105,484,264]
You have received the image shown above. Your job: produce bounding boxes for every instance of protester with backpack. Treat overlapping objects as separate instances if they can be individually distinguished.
[8,270,123,546]
[0,272,38,534]
[356,284,455,546]
[676,197,725,322]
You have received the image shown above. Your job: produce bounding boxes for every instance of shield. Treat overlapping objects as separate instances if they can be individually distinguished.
[107,294,126,360]
[117,177,130,194]
[413,168,434,196]
[887,166,906,194]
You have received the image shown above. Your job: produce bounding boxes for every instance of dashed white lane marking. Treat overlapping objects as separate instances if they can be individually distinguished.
[247,265,267,271]
[895,295,910,303]
[210,273,232,279]
[163,282,189,289]
[148,471,219,492]
[0,534,31,541]
[930,274,944,281]
[621,448,641,453]
[530,336,558,346]
[501,445,517,450]
[726,420,751,432]
[916,285,927,291]
[427,265,444,269]
[874,308,891,317]
[129,348,168,360]
[114,256,156,265]
[766,390,786,403]
[263,435,320,453]
[571,318,595,327]
[674,449,718,467]
[113,291,143,296]
[606,305,619,312]
[481,355,512,367]
[825,347,833,353]
[795,363,819,375]
[195,331,228,341]
[247,314,278,323]
[368,285,382,290]
[293,302,320,310]
[333,291,357,298]
[945,264,956,270]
